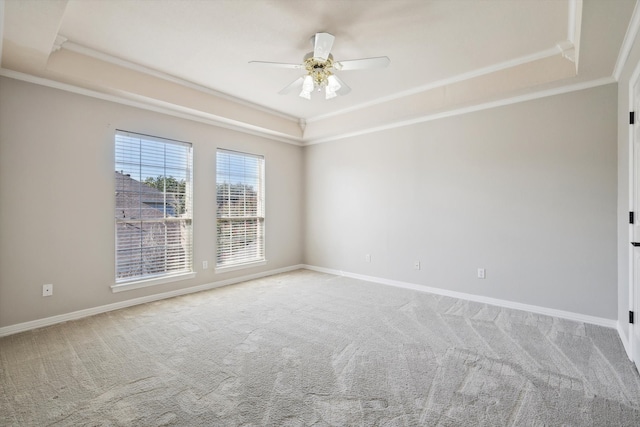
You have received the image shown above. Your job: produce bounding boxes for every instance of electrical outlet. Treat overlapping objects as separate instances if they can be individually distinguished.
[414,261,421,270]
[365,254,371,263]
[477,268,486,279]
[42,284,53,297]
[202,261,208,269]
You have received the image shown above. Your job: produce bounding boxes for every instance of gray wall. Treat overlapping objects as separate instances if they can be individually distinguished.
[304,84,618,319]
[0,76,621,328]
[0,77,304,327]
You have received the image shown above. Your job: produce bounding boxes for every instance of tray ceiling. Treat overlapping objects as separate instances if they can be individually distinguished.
[1,0,637,143]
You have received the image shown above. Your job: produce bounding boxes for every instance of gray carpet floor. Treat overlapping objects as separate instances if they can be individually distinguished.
[1,269,640,426]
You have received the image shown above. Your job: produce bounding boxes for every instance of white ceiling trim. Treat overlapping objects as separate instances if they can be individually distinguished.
[0,67,304,146]
[304,76,616,146]
[567,0,581,43]
[306,1,583,124]
[567,0,582,67]
[2,0,630,148]
[0,66,615,148]
[60,37,573,129]
[614,0,640,80]
[52,35,67,53]
[0,63,621,149]
[58,39,300,124]
[51,0,583,127]
[305,44,570,124]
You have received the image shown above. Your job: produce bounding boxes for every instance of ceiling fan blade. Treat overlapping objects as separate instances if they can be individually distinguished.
[278,77,304,95]
[313,32,335,61]
[333,75,351,96]
[249,61,303,70]
[334,56,390,71]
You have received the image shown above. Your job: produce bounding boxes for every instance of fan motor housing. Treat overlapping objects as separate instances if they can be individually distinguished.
[303,53,335,87]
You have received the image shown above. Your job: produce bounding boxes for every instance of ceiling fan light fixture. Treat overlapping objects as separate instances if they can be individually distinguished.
[250,32,389,101]
[300,75,314,99]
[302,75,314,91]
[325,75,341,99]
[327,75,340,91]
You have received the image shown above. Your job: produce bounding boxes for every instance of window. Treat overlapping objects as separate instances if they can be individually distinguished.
[216,149,265,268]
[115,130,193,284]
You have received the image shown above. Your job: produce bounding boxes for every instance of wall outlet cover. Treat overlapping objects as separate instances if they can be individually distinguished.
[42,284,53,297]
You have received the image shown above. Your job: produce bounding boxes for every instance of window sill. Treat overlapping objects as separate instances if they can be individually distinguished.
[111,272,197,293]
[215,260,267,274]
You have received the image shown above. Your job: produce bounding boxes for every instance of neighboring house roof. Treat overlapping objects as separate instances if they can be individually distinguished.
[114,171,187,279]
[115,171,176,220]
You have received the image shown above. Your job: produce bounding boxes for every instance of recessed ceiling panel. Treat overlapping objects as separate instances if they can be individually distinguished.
[58,0,570,118]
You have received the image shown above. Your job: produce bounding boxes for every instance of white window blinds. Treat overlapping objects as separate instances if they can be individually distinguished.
[115,130,193,282]
[216,149,265,268]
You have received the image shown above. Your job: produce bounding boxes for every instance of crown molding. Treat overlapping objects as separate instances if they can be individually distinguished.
[0,66,614,148]
[614,0,640,81]
[305,45,567,124]
[54,2,584,130]
[304,77,616,146]
[0,68,304,146]
[60,39,299,124]
[567,0,582,68]
[1,0,623,148]
[557,40,576,63]
[568,0,580,43]
[52,35,67,53]
[307,1,583,125]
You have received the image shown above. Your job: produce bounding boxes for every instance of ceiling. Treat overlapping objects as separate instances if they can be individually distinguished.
[0,0,638,144]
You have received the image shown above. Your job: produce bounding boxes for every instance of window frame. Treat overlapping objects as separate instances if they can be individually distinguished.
[215,148,266,271]
[112,130,195,292]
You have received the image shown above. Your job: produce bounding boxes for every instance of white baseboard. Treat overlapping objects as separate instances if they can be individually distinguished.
[303,264,618,329]
[0,263,622,343]
[618,322,633,359]
[0,264,305,338]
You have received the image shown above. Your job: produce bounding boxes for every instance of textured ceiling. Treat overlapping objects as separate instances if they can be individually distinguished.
[1,0,637,142]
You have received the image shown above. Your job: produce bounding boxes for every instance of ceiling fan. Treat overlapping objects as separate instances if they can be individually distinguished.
[249,32,390,100]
